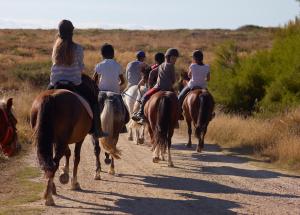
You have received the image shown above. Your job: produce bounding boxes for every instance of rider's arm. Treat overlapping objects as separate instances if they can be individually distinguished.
[93,72,100,85]
[206,72,211,82]
[119,74,125,86]
[188,68,192,79]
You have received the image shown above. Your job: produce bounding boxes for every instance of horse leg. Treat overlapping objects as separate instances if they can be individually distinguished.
[160,145,166,161]
[186,120,192,148]
[128,127,133,141]
[197,127,207,153]
[71,141,83,191]
[44,144,64,206]
[139,124,145,144]
[152,145,160,163]
[167,131,174,167]
[135,129,140,145]
[59,146,71,184]
[44,177,55,206]
[109,157,115,175]
[92,134,101,180]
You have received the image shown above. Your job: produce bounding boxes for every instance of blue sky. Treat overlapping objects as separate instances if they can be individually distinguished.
[0,0,299,29]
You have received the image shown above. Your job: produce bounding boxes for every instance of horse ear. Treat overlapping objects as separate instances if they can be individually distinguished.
[6,98,13,111]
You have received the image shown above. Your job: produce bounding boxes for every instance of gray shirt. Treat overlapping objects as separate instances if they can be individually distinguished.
[154,62,176,91]
[125,60,143,86]
[50,44,84,86]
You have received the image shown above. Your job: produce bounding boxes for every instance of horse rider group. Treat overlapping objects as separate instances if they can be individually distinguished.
[48,20,211,135]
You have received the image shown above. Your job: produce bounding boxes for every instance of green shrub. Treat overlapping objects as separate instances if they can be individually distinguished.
[11,61,51,87]
[210,18,300,114]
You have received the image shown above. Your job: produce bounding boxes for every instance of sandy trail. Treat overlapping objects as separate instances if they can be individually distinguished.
[28,131,300,215]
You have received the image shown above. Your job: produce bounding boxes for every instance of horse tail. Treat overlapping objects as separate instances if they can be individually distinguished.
[155,95,171,150]
[100,100,121,159]
[195,92,210,138]
[33,95,56,172]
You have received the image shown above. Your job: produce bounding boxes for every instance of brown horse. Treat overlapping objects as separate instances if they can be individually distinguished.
[144,91,178,167]
[31,89,93,206]
[0,98,19,157]
[183,89,215,152]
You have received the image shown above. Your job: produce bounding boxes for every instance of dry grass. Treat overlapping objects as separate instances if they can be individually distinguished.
[206,110,300,170]
[2,28,299,171]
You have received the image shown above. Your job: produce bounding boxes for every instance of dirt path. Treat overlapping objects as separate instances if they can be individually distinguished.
[28,132,300,215]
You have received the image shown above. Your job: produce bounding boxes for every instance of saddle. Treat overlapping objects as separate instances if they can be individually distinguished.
[50,81,93,119]
[99,91,130,124]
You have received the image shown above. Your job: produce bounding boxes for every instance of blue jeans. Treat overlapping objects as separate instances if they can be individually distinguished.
[178,86,191,109]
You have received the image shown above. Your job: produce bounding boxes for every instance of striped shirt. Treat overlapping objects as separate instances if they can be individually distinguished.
[50,44,84,86]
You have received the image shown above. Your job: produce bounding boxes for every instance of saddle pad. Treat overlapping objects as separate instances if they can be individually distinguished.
[59,89,93,119]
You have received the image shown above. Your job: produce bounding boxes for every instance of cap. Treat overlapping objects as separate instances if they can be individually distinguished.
[136,50,146,59]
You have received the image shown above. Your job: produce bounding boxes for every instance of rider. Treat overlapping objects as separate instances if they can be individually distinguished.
[137,52,165,89]
[48,20,107,138]
[148,52,165,88]
[178,50,210,120]
[125,50,148,89]
[93,43,128,133]
[132,48,179,123]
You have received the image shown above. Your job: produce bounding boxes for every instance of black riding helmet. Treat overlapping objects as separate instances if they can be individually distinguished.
[58,20,74,40]
[154,52,165,64]
[165,48,179,57]
[192,50,203,62]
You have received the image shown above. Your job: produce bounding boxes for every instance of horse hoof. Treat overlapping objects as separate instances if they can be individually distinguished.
[71,182,81,191]
[138,138,144,145]
[94,174,101,180]
[196,147,202,153]
[152,157,159,163]
[128,136,133,141]
[168,162,174,167]
[52,183,57,195]
[105,158,111,165]
[109,169,115,175]
[45,198,55,206]
[59,173,69,184]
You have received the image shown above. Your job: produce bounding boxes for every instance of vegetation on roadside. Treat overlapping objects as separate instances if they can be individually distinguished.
[210,18,300,114]
[207,108,300,170]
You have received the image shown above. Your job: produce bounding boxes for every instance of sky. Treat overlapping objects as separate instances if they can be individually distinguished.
[0,0,299,29]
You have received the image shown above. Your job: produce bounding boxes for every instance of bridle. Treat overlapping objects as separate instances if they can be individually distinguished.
[0,108,17,156]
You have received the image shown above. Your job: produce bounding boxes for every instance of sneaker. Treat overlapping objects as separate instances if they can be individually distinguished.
[132,112,144,122]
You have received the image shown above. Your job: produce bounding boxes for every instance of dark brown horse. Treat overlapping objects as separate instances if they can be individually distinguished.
[183,89,215,152]
[0,98,19,157]
[31,89,93,206]
[144,91,178,167]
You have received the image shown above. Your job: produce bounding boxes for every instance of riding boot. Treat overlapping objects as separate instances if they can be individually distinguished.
[132,100,146,123]
[93,104,108,138]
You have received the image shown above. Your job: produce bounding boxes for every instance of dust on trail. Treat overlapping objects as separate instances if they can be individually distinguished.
[27,131,300,215]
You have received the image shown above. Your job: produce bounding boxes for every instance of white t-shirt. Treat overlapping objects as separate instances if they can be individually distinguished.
[95,59,122,93]
[188,63,210,89]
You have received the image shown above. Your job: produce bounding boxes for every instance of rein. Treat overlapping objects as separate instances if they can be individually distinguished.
[122,92,142,104]
[0,108,15,156]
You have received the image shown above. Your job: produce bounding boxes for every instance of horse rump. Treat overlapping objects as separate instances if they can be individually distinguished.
[154,95,172,150]
[195,91,214,138]
[31,95,56,173]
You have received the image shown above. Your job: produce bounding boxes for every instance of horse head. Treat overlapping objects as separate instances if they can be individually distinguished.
[0,98,20,157]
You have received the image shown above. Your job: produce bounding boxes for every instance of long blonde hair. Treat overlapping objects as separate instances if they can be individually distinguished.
[52,37,75,66]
